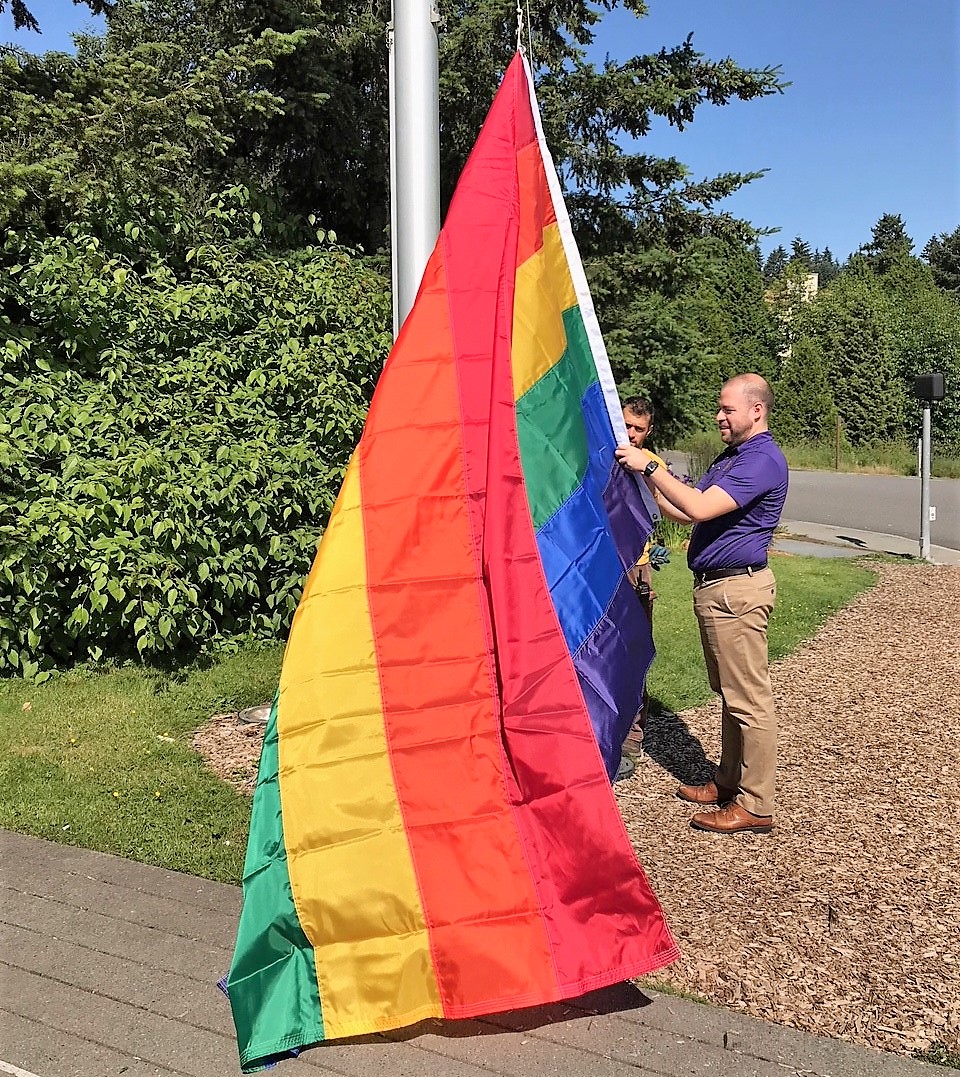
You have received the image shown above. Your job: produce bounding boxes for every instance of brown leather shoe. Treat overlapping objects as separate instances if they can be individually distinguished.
[676,780,735,806]
[690,802,774,835]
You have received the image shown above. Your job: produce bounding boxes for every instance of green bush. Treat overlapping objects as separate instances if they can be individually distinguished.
[673,432,719,481]
[780,438,960,478]
[1,195,391,677]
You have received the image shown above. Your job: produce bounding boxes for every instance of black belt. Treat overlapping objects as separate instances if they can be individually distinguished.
[693,563,767,587]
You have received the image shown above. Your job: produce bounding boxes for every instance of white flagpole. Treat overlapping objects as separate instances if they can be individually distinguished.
[389,0,441,336]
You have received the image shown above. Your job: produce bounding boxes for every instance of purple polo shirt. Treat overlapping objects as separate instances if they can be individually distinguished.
[687,431,789,573]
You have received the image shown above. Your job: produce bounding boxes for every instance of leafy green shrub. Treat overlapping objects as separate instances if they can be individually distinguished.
[653,515,689,552]
[674,432,719,482]
[1,195,391,677]
[779,438,960,478]
[650,461,699,551]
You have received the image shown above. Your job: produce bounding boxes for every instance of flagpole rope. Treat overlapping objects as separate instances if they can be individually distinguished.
[516,0,523,53]
[525,0,534,69]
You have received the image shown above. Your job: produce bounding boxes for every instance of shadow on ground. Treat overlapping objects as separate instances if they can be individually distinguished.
[302,983,654,1058]
[641,705,714,786]
[390,982,654,1040]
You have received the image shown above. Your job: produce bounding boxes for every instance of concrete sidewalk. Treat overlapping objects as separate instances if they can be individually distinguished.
[1,829,937,1077]
[777,520,960,567]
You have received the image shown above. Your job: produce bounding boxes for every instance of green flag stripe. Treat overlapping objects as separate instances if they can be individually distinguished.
[228,699,325,1071]
[516,305,599,529]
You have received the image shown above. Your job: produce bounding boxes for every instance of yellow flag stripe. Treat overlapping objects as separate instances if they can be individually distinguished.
[512,222,577,400]
[277,457,442,1037]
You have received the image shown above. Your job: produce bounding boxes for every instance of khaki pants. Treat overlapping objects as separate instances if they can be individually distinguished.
[693,567,777,817]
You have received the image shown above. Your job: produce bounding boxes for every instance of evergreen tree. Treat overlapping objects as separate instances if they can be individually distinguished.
[100,0,391,252]
[789,236,813,270]
[2,1,786,256]
[812,247,841,286]
[796,263,903,444]
[880,253,960,449]
[3,1,791,445]
[589,228,779,443]
[772,336,837,443]
[859,213,914,275]
[762,245,787,284]
[697,240,778,382]
[923,226,960,295]
[588,237,720,443]
[0,17,311,244]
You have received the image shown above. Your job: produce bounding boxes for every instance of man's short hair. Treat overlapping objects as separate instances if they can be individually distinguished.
[743,381,774,415]
[623,396,654,422]
[729,374,774,415]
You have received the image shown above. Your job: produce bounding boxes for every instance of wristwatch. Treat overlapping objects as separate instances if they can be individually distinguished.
[642,459,660,477]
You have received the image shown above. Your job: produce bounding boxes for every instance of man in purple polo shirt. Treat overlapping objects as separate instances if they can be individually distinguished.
[615,373,788,835]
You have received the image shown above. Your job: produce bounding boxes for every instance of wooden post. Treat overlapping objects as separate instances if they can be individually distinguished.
[834,414,841,470]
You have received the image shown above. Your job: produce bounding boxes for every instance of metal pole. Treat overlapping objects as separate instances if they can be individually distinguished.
[919,404,931,560]
[387,19,399,340]
[390,0,440,336]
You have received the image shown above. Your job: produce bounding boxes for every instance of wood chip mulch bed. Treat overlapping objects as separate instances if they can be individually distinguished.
[191,560,960,1059]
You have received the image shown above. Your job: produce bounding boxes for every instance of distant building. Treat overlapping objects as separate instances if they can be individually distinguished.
[765,271,819,359]
[798,271,819,302]
[763,271,819,307]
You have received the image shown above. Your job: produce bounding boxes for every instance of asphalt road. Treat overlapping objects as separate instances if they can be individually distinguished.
[784,470,960,550]
[659,451,960,554]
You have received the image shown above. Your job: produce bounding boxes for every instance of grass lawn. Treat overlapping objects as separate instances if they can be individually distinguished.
[0,554,879,884]
[0,646,282,882]
[780,439,960,479]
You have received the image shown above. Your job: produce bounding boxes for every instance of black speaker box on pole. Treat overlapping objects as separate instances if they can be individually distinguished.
[913,373,946,402]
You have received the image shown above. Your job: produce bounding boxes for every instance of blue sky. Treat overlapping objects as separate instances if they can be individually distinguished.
[589,0,959,260]
[5,0,958,261]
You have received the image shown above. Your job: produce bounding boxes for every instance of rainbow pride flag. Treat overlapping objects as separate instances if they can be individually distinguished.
[227,52,678,1072]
